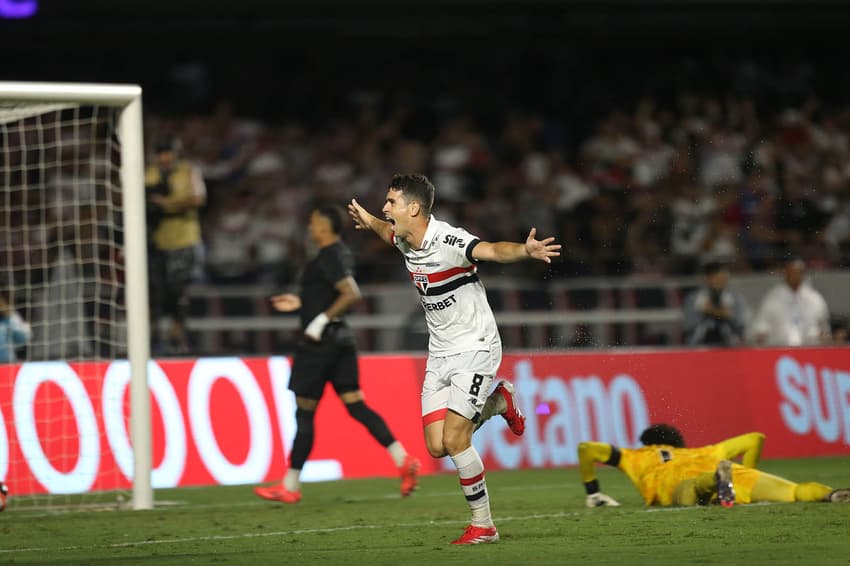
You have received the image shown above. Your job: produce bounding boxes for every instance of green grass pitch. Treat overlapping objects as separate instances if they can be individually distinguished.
[1,456,848,565]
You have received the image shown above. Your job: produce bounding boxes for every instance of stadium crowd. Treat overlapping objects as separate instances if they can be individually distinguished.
[147,90,850,287]
[4,56,850,357]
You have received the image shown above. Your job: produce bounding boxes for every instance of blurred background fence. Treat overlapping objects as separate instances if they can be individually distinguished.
[184,270,850,354]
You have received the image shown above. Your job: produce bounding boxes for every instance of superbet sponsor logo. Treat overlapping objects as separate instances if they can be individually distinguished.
[422,294,457,311]
[775,355,850,445]
[457,360,650,470]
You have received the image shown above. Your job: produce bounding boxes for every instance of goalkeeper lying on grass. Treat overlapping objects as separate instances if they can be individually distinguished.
[579,424,850,508]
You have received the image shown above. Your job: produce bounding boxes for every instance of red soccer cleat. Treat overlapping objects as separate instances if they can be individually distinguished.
[399,455,421,497]
[494,381,525,436]
[254,484,302,504]
[451,524,500,545]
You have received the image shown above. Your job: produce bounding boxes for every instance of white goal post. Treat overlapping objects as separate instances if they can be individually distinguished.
[0,82,152,510]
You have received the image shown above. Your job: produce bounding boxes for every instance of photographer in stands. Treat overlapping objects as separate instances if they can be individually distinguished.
[682,262,748,347]
[145,136,207,355]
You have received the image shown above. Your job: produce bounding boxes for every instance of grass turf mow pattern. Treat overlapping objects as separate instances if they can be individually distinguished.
[1,456,848,565]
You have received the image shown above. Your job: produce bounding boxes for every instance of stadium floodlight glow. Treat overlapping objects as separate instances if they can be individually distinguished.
[0,81,151,510]
[0,0,38,19]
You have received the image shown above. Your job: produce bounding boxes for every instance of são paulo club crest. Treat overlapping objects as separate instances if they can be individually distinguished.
[413,273,429,293]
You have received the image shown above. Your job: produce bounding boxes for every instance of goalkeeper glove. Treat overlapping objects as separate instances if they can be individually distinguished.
[586,492,621,508]
[304,313,329,341]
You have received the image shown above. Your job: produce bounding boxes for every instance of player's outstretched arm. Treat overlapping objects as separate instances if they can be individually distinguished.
[348,198,394,245]
[578,441,621,507]
[716,432,765,468]
[472,227,561,264]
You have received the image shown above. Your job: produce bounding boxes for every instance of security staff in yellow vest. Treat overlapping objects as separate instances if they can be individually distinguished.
[146,136,206,354]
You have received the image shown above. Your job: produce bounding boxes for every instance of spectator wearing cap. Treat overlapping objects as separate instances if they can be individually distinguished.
[682,262,749,347]
[751,257,831,346]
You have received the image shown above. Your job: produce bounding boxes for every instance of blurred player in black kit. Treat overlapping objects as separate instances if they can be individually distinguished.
[254,205,420,503]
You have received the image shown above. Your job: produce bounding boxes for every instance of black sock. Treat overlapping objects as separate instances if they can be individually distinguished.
[288,408,316,470]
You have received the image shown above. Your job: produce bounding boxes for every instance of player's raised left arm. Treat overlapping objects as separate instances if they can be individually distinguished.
[472,228,561,264]
[348,198,394,245]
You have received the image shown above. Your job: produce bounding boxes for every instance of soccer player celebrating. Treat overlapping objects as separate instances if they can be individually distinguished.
[579,424,850,507]
[254,206,420,504]
[349,174,560,544]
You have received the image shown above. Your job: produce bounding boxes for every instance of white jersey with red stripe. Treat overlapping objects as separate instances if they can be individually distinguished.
[392,215,500,356]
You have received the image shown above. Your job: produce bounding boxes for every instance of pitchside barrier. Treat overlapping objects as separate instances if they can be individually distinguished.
[183,271,850,353]
[1,347,849,496]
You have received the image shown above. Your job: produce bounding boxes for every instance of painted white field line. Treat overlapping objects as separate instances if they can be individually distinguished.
[7,482,573,518]
[0,510,582,555]
[2,502,785,554]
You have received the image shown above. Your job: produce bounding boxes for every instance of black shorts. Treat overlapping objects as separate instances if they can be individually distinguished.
[288,324,359,400]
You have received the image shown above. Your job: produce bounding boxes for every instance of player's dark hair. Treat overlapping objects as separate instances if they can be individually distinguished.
[388,173,435,216]
[314,205,343,235]
[639,424,686,448]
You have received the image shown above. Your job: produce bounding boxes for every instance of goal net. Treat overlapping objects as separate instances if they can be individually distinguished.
[0,83,151,511]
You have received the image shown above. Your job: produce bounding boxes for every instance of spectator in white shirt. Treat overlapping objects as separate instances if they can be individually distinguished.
[751,258,831,346]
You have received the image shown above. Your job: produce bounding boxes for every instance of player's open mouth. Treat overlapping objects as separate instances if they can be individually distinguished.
[385,217,395,225]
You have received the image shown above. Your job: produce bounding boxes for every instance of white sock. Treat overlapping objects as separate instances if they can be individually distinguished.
[283,468,301,493]
[450,445,493,528]
[387,441,408,468]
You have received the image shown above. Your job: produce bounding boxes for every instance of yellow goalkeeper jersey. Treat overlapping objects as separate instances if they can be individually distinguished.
[620,445,720,505]
[618,444,759,505]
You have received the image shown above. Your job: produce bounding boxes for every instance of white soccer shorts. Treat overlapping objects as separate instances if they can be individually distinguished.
[421,341,502,425]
